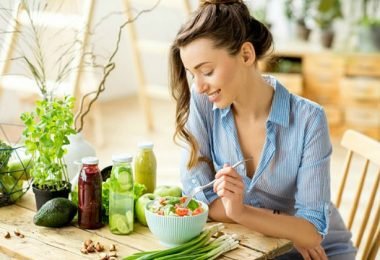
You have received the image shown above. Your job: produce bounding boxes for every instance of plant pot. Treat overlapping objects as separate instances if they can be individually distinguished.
[370,24,380,51]
[320,29,335,48]
[296,22,311,41]
[32,182,71,210]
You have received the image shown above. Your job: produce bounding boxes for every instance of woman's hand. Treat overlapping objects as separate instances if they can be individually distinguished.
[294,244,327,260]
[213,163,245,219]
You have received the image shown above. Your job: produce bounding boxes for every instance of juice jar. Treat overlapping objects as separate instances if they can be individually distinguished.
[134,142,157,193]
[109,154,134,235]
[78,156,102,229]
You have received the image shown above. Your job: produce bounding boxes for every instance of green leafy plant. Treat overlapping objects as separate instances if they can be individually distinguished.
[20,96,76,190]
[314,0,343,30]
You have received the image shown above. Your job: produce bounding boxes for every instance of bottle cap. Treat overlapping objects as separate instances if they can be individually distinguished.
[82,156,99,165]
[138,141,154,149]
[112,154,133,163]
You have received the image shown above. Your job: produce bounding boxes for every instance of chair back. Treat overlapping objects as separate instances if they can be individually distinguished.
[335,130,380,260]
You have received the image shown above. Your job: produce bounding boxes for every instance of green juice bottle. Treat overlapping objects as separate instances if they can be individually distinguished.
[134,142,157,193]
[109,154,134,235]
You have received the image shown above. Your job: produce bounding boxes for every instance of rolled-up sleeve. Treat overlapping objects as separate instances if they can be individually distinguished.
[179,88,219,205]
[295,108,332,238]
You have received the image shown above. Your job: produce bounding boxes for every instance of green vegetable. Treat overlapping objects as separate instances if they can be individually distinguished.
[123,223,239,260]
[0,174,23,202]
[187,199,199,211]
[33,197,77,227]
[0,140,12,171]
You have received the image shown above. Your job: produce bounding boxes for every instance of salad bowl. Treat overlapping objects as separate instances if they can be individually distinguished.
[145,196,209,247]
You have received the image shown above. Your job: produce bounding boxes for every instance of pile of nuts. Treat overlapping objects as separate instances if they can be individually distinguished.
[3,229,25,239]
[80,239,117,260]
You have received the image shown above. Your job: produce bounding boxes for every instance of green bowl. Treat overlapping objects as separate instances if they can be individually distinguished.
[145,200,208,247]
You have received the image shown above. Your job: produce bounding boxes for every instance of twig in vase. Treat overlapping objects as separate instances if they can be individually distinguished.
[74,0,162,132]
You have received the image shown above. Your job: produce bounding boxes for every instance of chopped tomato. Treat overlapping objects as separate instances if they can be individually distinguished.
[175,207,189,216]
[192,208,203,216]
[179,196,186,204]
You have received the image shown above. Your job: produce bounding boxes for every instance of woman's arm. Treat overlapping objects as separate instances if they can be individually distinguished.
[209,167,322,248]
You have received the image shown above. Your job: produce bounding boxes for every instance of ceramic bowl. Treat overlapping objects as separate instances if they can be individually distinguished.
[145,200,208,247]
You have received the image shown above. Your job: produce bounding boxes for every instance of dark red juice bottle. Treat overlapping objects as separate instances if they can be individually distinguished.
[78,156,103,229]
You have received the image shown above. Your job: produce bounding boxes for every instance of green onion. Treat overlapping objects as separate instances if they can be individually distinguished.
[123,223,240,260]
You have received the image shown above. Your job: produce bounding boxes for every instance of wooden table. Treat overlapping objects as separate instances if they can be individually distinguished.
[0,192,292,260]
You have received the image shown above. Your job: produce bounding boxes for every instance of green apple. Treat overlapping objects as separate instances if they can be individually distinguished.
[135,193,158,226]
[153,185,182,197]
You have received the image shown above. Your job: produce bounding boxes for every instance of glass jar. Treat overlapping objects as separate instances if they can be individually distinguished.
[134,142,157,193]
[109,154,134,235]
[78,156,102,229]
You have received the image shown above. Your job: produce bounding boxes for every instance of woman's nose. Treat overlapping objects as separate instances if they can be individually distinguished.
[194,77,208,94]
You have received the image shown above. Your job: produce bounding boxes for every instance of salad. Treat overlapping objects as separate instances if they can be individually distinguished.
[148,196,204,217]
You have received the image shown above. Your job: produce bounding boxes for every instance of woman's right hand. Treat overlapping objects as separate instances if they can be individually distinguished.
[213,163,245,219]
[294,244,327,260]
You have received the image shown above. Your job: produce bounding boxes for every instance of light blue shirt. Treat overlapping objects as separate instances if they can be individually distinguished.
[180,76,332,237]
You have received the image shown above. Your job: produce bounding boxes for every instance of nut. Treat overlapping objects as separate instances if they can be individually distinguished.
[4,232,11,239]
[14,229,21,236]
[99,252,108,260]
[109,251,117,257]
[80,247,88,254]
[87,244,96,253]
[109,244,116,251]
[95,242,104,252]
[84,239,93,247]
[19,234,25,238]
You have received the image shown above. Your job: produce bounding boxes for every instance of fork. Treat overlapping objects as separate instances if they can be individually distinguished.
[182,157,253,207]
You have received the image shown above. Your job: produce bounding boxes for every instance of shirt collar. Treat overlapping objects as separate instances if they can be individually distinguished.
[212,75,291,126]
[266,75,291,127]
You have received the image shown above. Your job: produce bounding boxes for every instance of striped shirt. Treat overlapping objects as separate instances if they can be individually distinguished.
[180,75,332,236]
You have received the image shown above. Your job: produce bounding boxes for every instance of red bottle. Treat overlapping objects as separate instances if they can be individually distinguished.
[78,156,102,229]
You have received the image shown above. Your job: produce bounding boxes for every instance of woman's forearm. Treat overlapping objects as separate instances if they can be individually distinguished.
[209,199,322,248]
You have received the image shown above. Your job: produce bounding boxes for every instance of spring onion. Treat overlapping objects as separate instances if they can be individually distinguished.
[123,223,239,260]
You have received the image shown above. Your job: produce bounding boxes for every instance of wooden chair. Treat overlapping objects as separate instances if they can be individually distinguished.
[335,129,380,260]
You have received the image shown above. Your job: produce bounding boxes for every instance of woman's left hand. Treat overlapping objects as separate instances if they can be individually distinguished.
[213,163,245,219]
[294,244,328,260]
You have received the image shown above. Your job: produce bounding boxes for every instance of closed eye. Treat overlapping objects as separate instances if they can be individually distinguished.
[204,70,213,76]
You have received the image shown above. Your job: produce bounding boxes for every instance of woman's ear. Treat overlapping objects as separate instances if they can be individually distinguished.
[240,42,256,65]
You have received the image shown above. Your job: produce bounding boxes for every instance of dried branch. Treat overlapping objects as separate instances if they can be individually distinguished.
[74,0,161,132]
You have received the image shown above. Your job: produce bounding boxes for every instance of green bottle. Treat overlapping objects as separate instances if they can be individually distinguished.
[109,154,134,235]
[134,142,157,193]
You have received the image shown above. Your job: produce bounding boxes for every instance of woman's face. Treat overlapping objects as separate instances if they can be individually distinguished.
[180,38,244,109]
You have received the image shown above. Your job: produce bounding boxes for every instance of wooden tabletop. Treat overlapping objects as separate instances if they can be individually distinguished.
[0,192,292,260]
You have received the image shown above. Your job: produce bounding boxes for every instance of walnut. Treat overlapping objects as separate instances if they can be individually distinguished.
[4,232,10,239]
[109,244,116,251]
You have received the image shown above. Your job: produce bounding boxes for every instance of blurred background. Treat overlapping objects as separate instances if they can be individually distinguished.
[0,0,379,185]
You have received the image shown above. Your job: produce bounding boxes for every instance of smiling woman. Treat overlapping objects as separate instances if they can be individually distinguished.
[168,0,356,259]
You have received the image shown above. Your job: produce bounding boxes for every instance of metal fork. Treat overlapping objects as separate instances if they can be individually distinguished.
[182,157,253,207]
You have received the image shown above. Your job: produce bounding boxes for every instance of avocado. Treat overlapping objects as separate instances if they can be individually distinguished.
[33,198,77,227]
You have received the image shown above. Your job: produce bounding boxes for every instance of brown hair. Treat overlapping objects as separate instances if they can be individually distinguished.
[169,0,273,169]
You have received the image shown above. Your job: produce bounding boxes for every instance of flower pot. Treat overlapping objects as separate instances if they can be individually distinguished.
[296,22,311,41]
[320,29,335,49]
[32,182,72,210]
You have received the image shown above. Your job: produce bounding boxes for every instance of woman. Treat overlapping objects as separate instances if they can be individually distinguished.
[169,1,356,259]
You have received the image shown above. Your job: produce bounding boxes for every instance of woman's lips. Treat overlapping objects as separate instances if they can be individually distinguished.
[208,89,221,103]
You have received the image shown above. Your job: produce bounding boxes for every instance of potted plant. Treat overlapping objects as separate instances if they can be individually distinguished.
[285,0,314,41]
[314,0,343,48]
[357,0,380,51]
[21,96,76,209]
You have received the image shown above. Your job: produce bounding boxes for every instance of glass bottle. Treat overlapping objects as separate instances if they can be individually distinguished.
[134,142,157,193]
[109,154,134,235]
[78,156,102,229]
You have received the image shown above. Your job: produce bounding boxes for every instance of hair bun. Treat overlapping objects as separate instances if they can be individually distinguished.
[200,0,242,6]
